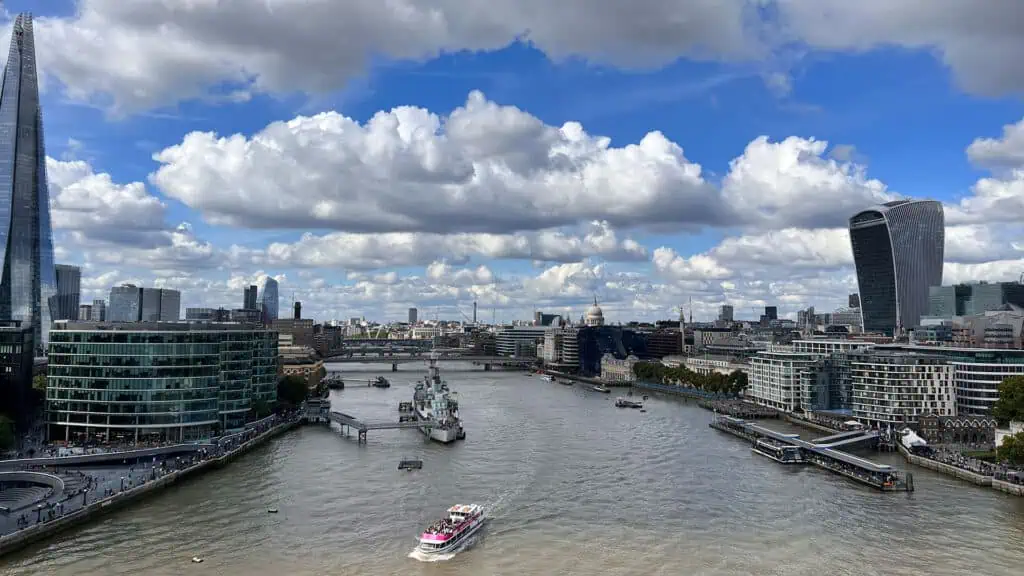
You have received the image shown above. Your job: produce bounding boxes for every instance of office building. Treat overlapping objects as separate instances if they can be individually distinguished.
[849,294,860,308]
[0,320,34,428]
[927,281,1024,319]
[718,305,734,323]
[108,285,180,322]
[0,14,57,355]
[496,326,547,356]
[244,285,258,311]
[849,199,944,335]
[185,307,231,322]
[294,301,301,320]
[849,349,955,428]
[272,318,315,348]
[91,299,106,321]
[258,277,279,323]
[46,321,278,441]
[601,354,639,383]
[408,307,418,324]
[77,304,91,321]
[52,264,81,321]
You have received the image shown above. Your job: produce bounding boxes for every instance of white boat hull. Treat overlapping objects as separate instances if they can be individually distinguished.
[417,515,486,555]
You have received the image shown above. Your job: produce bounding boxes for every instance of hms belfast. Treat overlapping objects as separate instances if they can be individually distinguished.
[412,354,466,444]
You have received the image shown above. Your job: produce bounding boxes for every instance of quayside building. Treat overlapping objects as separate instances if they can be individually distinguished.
[45,321,278,443]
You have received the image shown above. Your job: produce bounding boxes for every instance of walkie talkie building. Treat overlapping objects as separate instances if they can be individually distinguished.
[0,14,57,356]
[849,200,945,336]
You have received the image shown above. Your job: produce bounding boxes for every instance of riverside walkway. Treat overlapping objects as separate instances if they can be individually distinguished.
[0,414,298,556]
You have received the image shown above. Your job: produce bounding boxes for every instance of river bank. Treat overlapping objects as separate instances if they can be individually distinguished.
[0,419,299,559]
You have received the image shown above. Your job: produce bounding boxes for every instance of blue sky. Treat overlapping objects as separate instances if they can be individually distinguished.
[10,1,1024,322]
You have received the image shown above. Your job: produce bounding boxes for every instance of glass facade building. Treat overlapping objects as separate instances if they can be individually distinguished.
[927,282,1024,319]
[52,264,81,321]
[108,285,181,322]
[45,321,279,442]
[849,200,944,336]
[258,277,279,323]
[0,14,57,356]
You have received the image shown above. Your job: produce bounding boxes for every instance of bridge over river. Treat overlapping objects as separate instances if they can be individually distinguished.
[324,354,534,372]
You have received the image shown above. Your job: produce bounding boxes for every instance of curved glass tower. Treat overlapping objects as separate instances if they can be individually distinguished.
[0,14,57,356]
[849,200,945,336]
[258,277,279,323]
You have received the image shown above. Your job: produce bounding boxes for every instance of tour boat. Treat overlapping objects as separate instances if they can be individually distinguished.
[540,375,554,382]
[416,504,486,555]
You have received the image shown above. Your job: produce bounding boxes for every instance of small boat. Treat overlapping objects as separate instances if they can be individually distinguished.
[399,458,424,470]
[326,377,345,390]
[591,385,611,393]
[615,397,643,409]
[417,504,486,555]
[640,409,647,413]
[540,375,554,382]
[267,508,278,514]
[191,557,204,563]
[371,376,391,388]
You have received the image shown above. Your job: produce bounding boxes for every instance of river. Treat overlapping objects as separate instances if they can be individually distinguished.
[3,362,1024,576]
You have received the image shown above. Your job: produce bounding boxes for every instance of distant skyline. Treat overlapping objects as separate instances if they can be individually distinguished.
[2,2,1023,323]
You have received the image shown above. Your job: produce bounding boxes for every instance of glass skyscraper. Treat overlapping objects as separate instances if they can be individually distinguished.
[0,14,57,356]
[258,277,279,323]
[849,199,945,336]
[53,264,81,321]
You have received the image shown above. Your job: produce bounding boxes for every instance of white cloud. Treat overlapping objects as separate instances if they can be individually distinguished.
[244,220,647,270]
[47,158,168,246]
[721,136,895,229]
[950,117,1024,223]
[149,91,722,234]
[32,0,760,112]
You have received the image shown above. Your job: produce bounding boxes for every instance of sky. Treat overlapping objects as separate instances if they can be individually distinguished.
[7,0,1024,323]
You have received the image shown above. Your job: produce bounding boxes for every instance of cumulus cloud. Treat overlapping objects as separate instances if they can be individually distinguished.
[242,220,647,269]
[47,158,168,246]
[149,91,722,234]
[951,117,1024,223]
[17,1,1024,115]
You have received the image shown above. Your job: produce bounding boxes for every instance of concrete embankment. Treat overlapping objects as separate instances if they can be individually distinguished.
[545,371,630,388]
[896,444,991,487]
[0,421,298,559]
[633,381,716,399]
[991,479,1024,496]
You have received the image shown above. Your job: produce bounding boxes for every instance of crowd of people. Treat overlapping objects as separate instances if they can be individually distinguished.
[1,411,301,539]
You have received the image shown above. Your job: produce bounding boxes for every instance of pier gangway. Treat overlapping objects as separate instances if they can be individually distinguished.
[812,430,869,444]
[328,411,423,443]
[710,415,912,492]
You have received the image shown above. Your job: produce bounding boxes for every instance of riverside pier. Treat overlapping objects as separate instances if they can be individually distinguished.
[711,414,914,492]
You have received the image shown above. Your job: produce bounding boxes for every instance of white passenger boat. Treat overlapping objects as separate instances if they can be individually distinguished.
[416,504,486,555]
[540,375,554,382]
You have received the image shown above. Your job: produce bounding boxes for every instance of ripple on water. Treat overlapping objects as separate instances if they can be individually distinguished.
[3,369,1024,575]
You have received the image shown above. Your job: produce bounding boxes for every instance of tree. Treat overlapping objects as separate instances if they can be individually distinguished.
[0,415,14,451]
[277,375,308,407]
[727,370,749,395]
[992,375,1024,426]
[32,374,46,391]
[997,431,1024,467]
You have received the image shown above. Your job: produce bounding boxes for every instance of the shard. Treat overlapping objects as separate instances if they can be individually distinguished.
[0,14,57,356]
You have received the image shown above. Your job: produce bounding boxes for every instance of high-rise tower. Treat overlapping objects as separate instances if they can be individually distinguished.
[258,277,279,324]
[849,199,944,336]
[0,14,56,356]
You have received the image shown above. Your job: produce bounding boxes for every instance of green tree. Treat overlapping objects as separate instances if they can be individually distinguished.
[277,375,308,407]
[997,431,1024,467]
[32,374,46,391]
[992,375,1024,426]
[0,415,14,451]
[252,399,272,419]
[727,370,749,395]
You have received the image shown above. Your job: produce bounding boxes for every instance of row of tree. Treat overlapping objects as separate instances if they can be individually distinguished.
[631,361,749,396]
[994,376,1024,466]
